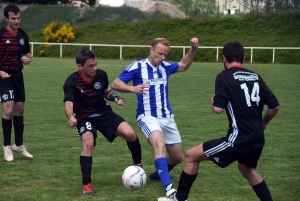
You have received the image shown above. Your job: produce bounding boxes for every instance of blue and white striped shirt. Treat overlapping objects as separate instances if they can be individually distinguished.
[118,59,179,118]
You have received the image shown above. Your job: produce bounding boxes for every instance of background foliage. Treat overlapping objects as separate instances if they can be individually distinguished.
[43,21,75,43]
[0,4,299,63]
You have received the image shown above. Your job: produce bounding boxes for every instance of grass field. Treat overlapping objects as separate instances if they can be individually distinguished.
[0,58,299,201]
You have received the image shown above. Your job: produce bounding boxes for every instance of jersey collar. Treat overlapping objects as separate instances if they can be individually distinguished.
[231,65,243,68]
[5,25,19,37]
[79,70,94,84]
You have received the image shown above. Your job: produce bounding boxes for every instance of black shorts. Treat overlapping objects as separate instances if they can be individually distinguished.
[0,71,25,102]
[203,137,263,169]
[75,111,125,145]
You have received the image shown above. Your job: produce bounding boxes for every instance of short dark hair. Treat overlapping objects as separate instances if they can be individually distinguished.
[222,41,244,63]
[76,49,96,66]
[4,4,20,18]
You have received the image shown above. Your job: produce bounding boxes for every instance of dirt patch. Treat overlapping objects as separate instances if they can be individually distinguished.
[143,4,186,18]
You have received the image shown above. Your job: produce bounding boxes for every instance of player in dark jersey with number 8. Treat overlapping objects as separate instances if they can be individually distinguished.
[63,49,142,196]
[159,41,280,201]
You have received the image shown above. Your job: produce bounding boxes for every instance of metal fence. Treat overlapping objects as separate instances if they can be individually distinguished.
[30,42,300,63]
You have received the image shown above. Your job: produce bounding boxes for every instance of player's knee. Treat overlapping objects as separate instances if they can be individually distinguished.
[84,143,94,151]
[124,131,137,142]
[3,108,13,119]
[185,149,192,160]
[3,112,13,119]
[185,149,199,163]
[14,109,24,116]
[176,156,184,164]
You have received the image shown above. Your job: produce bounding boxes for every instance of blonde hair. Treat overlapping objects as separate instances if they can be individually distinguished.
[151,38,170,48]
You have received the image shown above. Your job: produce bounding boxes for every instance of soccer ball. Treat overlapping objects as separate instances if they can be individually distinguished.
[122,165,147,190]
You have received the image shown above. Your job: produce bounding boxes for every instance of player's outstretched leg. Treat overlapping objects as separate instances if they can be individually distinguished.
[238,163,273,201]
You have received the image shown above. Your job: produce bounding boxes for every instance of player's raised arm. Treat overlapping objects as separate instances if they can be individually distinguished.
[177,37,199,72]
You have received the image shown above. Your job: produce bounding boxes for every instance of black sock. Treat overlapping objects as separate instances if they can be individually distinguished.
[13,116,24,146]
[176,171,198,201]
[127,136,142,164]
[2,118,12,146]
[80,156,92,185]
[252,180,273,201]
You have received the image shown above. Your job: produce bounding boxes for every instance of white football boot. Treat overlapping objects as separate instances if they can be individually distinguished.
[158,184,178,201]
[11,144,33,159]
[3,145,13,162]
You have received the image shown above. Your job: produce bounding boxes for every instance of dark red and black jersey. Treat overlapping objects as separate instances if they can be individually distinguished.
[213,66,279,149]
[63,69,113,120]
[0,26,30,72]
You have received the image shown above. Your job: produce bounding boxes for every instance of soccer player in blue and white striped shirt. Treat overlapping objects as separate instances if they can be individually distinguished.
[111,37,199,198]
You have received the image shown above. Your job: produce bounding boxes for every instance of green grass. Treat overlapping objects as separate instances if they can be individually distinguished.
[0,58,299,201]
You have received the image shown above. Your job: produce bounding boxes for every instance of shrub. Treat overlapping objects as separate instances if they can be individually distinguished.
[43,21,75,43]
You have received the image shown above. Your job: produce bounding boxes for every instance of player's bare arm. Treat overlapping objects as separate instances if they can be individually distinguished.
[64,101,77,127]
[262,106,280,129]
[211,95,224,114]
[177,37,199,72]
[0,70,11,79]
[104,91,125,106]
[21,53,32,65]
[111,78,149,94]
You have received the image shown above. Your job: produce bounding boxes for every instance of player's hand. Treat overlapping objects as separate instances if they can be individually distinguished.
[262,123,267,130]
[115,97,125,106]
[190,37,199,50]
[133,83,149,94]
[21,55,31,65]
[0,70,11,79]
[210,95,215,105]
[68,116,77,128]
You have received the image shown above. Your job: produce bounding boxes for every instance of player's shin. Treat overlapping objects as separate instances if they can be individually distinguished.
[127,136,142,165]
[252,180,273,201]
[176,171,198,201]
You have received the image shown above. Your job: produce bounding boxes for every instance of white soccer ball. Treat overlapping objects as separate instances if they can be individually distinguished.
[122,165,147,190]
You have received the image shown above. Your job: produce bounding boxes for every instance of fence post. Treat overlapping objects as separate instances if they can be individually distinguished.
[60,43,62,58]
[250,47,253,63]
[183,47,185,57]
[120,45,123,60]
[216,47,219,62]
[90,44,92,50]
[31,43,34,57]
[273,48,275,63]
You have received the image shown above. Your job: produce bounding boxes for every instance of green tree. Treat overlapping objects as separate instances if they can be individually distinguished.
[174,0,217,17]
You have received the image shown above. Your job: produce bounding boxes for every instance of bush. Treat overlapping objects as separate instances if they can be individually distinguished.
[43,21,75,43]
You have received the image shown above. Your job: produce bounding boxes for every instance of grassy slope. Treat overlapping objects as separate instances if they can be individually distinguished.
[0,5,299,63]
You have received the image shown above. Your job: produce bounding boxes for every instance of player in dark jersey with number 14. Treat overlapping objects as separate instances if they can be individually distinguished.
[0,5,33,162]
[63,49,142,196]
[159,41,280,201]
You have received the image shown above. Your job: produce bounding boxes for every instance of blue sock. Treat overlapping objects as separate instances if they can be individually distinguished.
[152,162,175,178]
[154,158,172,191]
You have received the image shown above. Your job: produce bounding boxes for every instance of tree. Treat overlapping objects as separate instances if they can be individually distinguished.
[174,0,217,17]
